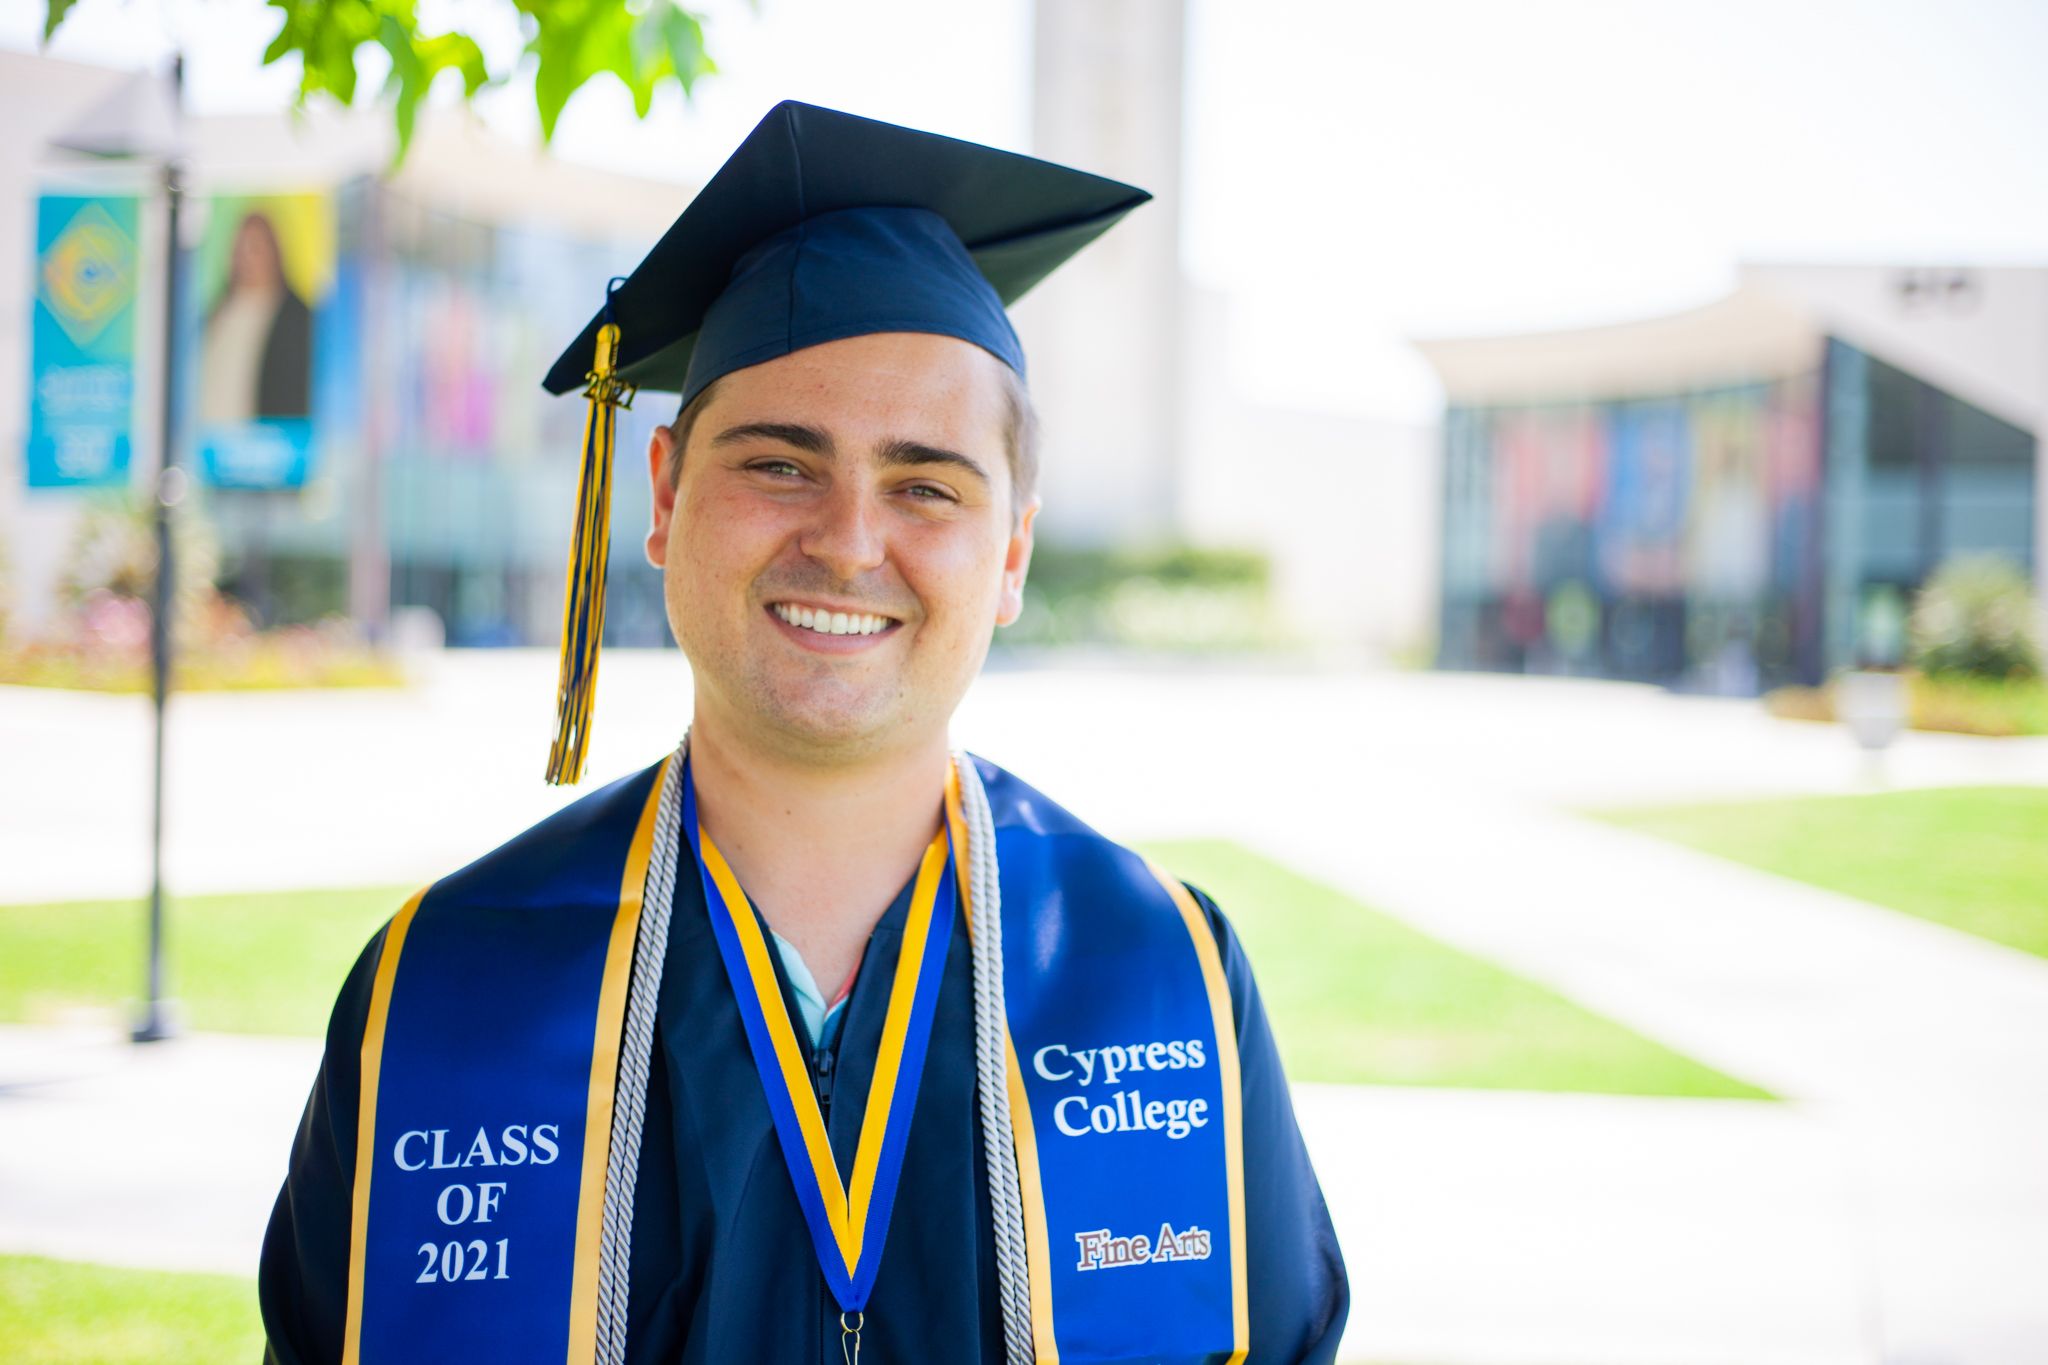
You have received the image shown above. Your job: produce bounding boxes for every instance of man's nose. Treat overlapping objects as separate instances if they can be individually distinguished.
[798,483,888,581]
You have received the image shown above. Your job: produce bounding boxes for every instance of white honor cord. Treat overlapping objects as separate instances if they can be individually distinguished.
[594,737,687,1365]
[593,741,1031,1365]
[955,751,1034,1365]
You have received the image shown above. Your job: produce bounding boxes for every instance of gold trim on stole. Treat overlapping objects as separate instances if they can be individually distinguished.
[341,886,429,1365]
[1148,861,1251,1365]
[1005,1036,1061,1363]
[566,755,671,1364]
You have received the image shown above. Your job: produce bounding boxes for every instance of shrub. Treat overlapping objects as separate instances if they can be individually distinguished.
[0,494,401,692]
[1908,671,2048,737]
[1002,543,1281,651]
[1910,555,2041,680]
[1762,671,2048,738]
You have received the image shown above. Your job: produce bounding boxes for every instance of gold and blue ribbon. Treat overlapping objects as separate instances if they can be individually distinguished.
[684,756,956,1311]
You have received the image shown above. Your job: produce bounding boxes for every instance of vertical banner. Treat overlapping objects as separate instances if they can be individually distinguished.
[195,193,334,489]
[27,195,139,489]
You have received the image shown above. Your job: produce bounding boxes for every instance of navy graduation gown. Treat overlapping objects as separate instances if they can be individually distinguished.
[259,796,1348,1364]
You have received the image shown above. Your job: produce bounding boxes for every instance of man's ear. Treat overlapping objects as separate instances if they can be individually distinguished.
[995,498,1039,627]
[646,424,679,568]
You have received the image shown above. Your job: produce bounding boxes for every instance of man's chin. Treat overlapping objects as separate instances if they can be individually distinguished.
[748,676,905,756]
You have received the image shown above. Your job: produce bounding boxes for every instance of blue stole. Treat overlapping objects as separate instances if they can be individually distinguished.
[342,759,667,1365]
[971,761,1249,1365]
[344,753,1246,1364]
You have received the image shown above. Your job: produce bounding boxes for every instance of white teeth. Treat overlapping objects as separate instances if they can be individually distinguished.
[774,604,891,636]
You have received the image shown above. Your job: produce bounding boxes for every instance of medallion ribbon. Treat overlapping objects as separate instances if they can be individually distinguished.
[684,757,957,1312]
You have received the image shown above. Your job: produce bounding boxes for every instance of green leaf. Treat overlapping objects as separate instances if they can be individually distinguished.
[42,0,79,43]
[644,1,717,101]
[265,0,384,108]
[52,0,720,162]
[521,0,715,140]
[379,14,490,159]
[519,0,635,138]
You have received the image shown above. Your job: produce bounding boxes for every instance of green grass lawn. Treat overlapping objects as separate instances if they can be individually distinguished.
[0,1256,261,1365]
[1139,840,1770,1098]
[1597,785,2048,959]
[0,887,406,1036]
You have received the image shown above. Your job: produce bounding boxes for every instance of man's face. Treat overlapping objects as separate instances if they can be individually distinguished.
[647,331,1036,762]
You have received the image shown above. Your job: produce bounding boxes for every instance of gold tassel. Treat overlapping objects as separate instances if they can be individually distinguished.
[546,321,635,785]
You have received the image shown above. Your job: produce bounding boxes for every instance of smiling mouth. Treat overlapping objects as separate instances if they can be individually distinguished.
[770,602,899,637]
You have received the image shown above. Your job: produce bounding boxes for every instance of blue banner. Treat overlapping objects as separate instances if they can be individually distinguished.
[27,196,138,489]
[198,417,313,488]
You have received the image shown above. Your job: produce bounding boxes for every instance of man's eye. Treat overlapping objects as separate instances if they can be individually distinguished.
[751,460,802,477]
[906,483,955,501]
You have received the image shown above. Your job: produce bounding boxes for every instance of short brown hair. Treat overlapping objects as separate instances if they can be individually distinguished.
[666,358,1039,525]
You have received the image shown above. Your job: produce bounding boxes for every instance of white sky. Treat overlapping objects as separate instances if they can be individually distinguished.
[7,0,2047,422]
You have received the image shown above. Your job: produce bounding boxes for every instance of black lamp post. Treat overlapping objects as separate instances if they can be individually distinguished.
[51,59,187,1043]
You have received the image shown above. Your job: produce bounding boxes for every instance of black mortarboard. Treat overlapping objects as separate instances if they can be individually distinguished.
[538,101,1150,784]
[543,100,1150,401]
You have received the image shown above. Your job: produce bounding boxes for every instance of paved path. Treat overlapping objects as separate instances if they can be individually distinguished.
[9,653,2047,906]
[1294,1084,1871,1365]
[6,654,2048,1363]
[0,1025,319,1275]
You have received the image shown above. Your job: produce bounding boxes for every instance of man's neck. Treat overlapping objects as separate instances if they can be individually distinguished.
[687,701,951,1006]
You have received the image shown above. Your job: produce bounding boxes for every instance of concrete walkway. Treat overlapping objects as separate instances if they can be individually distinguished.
[0,1024,319,1275]
[1294,1084,1871,1365]
[5,654,2047,1364]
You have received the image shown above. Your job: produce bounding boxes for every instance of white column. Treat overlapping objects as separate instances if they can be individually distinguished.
[1012,0,1185,546]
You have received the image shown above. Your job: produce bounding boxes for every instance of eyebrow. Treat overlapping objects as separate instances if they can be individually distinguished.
[709,421,832,454]
[876,438,991,487]
[711,424,992,488]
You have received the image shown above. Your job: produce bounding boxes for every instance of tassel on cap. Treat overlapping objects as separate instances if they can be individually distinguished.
[546,282,636,785]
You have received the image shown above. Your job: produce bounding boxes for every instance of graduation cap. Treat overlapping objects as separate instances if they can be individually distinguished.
[540,101,1150,784]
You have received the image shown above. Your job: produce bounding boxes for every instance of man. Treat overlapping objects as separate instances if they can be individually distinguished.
[260,102,1347,1365]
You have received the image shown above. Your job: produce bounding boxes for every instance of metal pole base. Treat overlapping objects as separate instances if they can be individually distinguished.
[132,999,182,1044]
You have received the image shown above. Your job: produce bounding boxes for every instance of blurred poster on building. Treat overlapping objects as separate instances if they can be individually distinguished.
[1439,379,1824,690]
[26,195,139,489]
[195,193,334,489]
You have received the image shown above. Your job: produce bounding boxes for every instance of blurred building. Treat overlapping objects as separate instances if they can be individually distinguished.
[8,34,1440,660]
[1418,265,2043,691]
[1018,1,1437,656]
[1179,287,1437,658]
[1,49,690,647]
